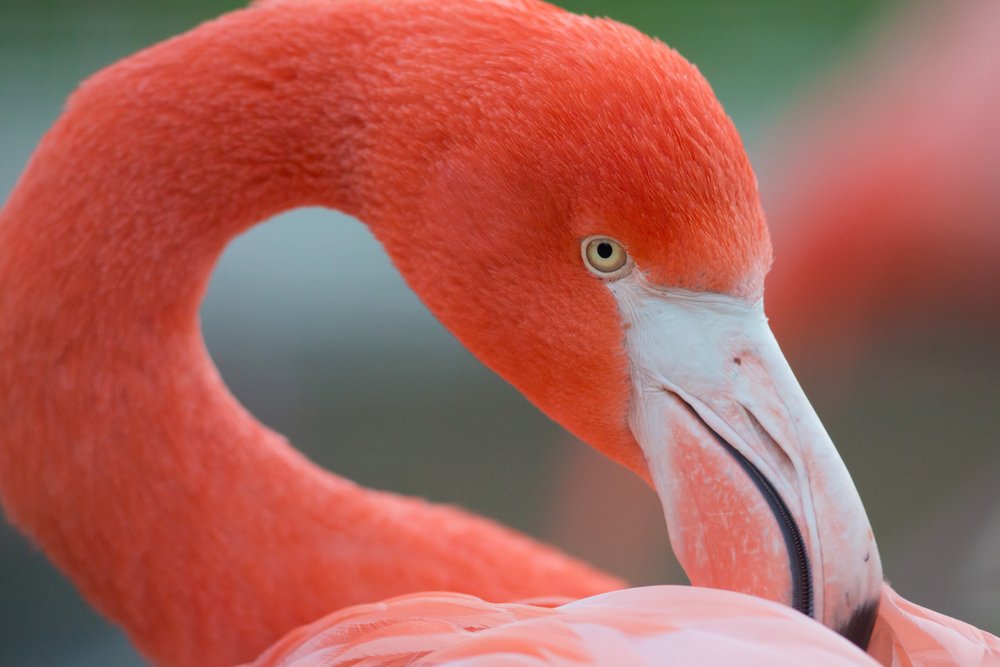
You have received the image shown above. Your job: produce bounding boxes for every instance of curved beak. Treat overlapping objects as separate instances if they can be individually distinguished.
[609,273,883,648]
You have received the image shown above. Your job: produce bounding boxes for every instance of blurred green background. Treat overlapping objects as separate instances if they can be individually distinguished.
[3,0,998,664]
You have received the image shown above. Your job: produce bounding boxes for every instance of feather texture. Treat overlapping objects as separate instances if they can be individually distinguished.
[250,587,879,666]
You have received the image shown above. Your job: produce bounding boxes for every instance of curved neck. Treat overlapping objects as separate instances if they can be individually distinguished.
[0,3,616,665]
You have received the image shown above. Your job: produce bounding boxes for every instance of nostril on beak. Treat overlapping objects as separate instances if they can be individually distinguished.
[739,405,796,484]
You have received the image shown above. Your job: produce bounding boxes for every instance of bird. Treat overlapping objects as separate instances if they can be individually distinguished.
[544,0,1000,635]
[248,587,878,666]
[760,0,1000,631]
[762,0,1000,366]
[0,1,995,666]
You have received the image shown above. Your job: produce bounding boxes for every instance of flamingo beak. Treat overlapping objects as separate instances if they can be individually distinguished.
[607,273,883,648]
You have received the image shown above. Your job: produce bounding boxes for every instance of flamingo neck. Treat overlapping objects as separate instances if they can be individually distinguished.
[0,3,616,665]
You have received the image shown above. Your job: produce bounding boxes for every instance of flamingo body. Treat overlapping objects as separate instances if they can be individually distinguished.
[870,587,1000,667]
[250,587,878,667]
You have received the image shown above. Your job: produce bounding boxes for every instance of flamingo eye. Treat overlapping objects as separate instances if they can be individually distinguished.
[582,236,630,277]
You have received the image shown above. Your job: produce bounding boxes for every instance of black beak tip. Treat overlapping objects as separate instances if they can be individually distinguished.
[836,597,880,651]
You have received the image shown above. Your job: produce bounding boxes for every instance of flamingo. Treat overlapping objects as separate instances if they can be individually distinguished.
[0,1,996,666]
[546,0,1000,629]
[763,0,1000,367]
[760,0,1000,628]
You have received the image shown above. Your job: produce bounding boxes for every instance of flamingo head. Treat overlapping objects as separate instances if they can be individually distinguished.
[359,2,883,649]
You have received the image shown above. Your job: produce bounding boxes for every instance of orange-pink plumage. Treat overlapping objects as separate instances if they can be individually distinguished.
[250,588,878,667]
[0,1,997,666]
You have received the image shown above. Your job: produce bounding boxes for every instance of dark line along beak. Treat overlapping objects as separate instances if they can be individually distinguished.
[609,278,883,648]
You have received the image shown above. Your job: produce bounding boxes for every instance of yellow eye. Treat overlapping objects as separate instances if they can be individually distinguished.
[582,236,630,276]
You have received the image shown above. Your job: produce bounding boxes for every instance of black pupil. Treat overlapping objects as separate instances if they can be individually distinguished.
[596,242,613,259]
